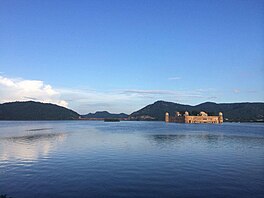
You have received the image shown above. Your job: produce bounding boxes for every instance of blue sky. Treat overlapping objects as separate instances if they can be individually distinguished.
[0,0,263,114]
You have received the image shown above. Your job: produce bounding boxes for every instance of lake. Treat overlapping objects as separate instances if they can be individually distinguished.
[0,121,263,198]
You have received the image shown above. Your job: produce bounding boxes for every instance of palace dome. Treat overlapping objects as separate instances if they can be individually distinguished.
[199,111,208,116]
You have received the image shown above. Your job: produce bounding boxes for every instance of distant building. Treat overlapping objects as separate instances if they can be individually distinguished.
[165,111,223,124]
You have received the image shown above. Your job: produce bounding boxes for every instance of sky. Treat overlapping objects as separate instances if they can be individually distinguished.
[0,0,263,114]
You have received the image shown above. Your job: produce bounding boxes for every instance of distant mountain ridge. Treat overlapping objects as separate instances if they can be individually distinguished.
[129,101,264,122]
[0,100,263,122]
[82,111,128,119]
[0,101,79,120]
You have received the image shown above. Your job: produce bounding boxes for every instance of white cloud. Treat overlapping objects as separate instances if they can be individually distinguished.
[122,89,203,97]
[0,75,68,107]
[60,88,212,114]
[233,89,241,93]
[168,76,181,80]
[58,88,147,114]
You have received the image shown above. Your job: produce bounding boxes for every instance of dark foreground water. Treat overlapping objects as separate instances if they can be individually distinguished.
[0,121,263,198]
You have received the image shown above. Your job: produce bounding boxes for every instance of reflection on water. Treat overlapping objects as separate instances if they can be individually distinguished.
[149,133,264,145]
[0,131,66,161]
[0,121,263,198]
[26,128,53,131]
[2,132,66,142]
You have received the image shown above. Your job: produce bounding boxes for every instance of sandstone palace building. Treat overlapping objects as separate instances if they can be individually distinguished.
[165,111,223,124]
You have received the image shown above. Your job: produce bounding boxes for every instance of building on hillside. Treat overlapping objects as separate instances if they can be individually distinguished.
[165,111,223,124]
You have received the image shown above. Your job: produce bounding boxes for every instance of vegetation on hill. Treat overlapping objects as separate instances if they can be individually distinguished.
[0,101,79,120]
[1,100,263,122]
[129,101,264,122]
[82,111,128,119]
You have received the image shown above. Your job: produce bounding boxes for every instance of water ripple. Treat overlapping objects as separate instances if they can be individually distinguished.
[0,121,263,198]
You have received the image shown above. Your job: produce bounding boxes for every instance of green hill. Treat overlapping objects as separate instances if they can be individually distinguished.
[1,100,263,122]
[0,101,79,120]
[129,101,264,122]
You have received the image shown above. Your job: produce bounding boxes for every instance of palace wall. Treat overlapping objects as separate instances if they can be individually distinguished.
[165,112,223,124]
[184,115,221,123]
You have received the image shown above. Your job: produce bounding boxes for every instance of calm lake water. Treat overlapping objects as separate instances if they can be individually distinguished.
[0,121,263,198]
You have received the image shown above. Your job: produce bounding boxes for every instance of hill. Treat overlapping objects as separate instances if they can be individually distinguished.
[1,100,263,122]
[129,101,264,122]
[82,111,128,119]
[0,101,80,120]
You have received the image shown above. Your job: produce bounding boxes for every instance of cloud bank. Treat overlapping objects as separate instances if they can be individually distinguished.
[0,75,219,114]
[0,75,68,107]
